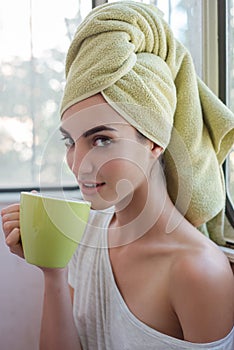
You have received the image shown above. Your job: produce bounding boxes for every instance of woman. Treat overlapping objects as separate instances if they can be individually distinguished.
[2,2,234,349]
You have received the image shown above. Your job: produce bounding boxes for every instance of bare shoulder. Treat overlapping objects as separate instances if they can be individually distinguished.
[169,239,234,343]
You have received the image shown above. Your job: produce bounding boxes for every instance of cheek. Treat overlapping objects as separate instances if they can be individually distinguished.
[97,160,118,178]
[101,159,145,182]
[66,149,73,170]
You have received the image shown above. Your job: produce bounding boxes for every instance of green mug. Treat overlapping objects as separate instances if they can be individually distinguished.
[20,192,91,268]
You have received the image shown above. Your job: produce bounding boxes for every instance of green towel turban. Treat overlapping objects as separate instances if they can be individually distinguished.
[60,1,234,245]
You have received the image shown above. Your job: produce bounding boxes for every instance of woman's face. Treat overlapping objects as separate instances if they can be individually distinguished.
[61,94,156,210]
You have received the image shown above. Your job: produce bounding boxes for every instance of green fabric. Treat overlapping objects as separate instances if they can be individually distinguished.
[60,1,234,244]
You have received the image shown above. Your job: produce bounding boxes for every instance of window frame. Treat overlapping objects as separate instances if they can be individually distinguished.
[217,0,234,227]
[92,0,107,6]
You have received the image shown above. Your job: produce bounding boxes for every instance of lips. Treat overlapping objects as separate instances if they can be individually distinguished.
[83,183,104,189]
[79,181,106,195]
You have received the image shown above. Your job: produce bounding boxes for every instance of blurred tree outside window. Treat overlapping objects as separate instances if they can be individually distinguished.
[0,0,91,189]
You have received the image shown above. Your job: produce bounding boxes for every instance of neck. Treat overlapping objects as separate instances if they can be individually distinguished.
[109,170,174,248]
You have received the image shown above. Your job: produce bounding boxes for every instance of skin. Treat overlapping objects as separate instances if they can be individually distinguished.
[1,93,234,348]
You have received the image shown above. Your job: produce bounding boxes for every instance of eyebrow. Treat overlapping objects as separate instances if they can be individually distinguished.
[59,125,118,138]
[59,126,71,136]
[83,125,117,137]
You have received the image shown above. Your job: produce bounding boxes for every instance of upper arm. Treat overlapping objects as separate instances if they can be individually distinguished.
[170,250,234,343]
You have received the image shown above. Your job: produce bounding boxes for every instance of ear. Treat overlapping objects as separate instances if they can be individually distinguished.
[150,143,163,159]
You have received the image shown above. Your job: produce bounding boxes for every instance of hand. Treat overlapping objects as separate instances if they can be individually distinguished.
[1,203,24,258]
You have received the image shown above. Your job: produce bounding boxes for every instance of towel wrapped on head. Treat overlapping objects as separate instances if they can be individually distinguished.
[60,1,234,244]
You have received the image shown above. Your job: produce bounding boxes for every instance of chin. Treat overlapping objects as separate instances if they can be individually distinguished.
[82,196,114,211]
[90,202,115,211]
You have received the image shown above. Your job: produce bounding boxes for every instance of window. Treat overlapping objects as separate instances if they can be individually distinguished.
[0,0,92,189]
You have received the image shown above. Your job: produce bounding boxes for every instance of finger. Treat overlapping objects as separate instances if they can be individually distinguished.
[1,204,20,216]
[5,228,24,259]
[7,236,24,258]
[5,227,21,247]
[1,212,20,223]
[2,220,20,237]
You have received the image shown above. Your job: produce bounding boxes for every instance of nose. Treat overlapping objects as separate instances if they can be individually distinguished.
[67,142,94,177]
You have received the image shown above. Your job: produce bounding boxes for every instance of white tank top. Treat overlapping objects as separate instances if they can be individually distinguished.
[68,209,234,350]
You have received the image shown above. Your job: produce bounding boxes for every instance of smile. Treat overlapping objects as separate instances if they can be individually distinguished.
[84,183,103,188]
[79,182,106,195]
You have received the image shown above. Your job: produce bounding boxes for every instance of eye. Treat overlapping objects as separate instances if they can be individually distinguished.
[61,135,75,148]
[93,136,112,147]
